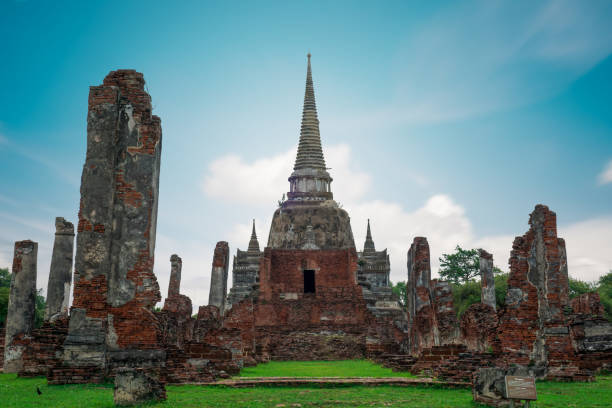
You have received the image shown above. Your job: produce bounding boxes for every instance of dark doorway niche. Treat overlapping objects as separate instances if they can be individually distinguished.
[304,269,315,293]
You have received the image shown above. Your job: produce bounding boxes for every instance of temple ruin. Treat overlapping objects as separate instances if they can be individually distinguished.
[0,56,611,404]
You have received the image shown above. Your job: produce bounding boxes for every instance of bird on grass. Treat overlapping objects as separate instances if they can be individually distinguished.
[36,386,42,395]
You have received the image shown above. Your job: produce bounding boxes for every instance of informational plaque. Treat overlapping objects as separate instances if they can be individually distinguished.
[505,376,537,400]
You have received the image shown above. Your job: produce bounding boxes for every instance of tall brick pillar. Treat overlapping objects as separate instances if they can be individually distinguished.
[167,254,182,298]
[208,241,230,315]
[55,70,164,384]
[406,237,438,354]
[3,240,37,373]
[478,249,496,311]
[498,205,573,377]
[45,217,75,322]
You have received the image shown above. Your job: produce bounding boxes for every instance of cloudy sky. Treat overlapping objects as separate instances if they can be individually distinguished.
[1,1,612,308]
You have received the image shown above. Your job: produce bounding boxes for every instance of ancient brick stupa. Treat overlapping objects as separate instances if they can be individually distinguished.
[267,53,355,250]
[223,55,406,360]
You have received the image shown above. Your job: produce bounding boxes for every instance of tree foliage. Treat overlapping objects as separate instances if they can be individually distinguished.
[439,246,480,284]
[598,271,612,321]
[391,281,407,308]
[569,278,595,299]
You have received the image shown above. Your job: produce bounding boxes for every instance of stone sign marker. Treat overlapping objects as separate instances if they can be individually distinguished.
[505,375,536,407]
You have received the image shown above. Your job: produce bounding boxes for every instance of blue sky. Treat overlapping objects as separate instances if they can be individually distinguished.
[1,0,611,306]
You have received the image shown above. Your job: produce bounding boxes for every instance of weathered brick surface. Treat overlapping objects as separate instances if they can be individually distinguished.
[222,247,405,361]
[571,292,605,317]
[497,205,575,377]
[53,69,163,384]
[4,240,37,373]
[19,318,69,377]
[430,279,458,345]
[45,218,74,322]
[479,249,496,310]
[406,237,438,355]
[460,303,498,353]
[209,242,230,314]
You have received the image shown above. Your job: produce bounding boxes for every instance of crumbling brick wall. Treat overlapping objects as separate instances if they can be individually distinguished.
[460,303,498,352]
[19,318,69,377]
[430,279,458,345]
[497,205,575,377]
[222,247,405,361]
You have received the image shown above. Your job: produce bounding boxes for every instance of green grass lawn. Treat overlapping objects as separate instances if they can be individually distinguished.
[1,362,611,407]
[236,359,416,378]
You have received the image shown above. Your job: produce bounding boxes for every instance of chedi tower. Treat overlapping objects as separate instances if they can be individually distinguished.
[267,54,355,250]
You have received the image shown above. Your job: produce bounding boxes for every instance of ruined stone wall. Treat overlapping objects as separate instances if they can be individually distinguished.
[406,237,438,355]
[54,70,163,383]
[4,240,37,373]
[497,205,574,376]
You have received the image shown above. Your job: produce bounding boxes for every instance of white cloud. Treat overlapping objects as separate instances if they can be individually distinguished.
[560,217,612,281]
[202,145,612,298]
[202,144,371,206]
[202,149,294,206]
[598,160,612,185]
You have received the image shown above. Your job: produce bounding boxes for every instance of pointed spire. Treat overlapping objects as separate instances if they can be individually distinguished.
[364,219,375,253]
[247,219,260,253]
[294,53,326,171]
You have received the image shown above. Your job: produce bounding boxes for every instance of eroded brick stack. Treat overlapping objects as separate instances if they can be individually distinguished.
[406,237,438,355]
[497,205,577,378]
[50,70,164,385]
[460,303,498,353]
[569,293,612,375]
[19,317,69,377]
[209,242,230,314]
[160,255,193,348]
[4,240,37,373]
[430,279,458,345]
[222,247,405,361]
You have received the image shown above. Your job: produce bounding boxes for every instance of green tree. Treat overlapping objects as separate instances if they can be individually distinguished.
[494,273,508,309]
[451,280,481,317]
[569,277,595,299]
[597,271,612,322]
[391,281,407,308]
[439,246,481,284]
[0,267,10,327]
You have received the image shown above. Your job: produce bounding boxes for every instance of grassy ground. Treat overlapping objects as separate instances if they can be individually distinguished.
[236,359,416,378]
[1,362,611,407]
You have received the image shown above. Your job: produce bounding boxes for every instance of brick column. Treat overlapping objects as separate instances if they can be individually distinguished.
[45,217,74,322]
[209,241,230,314]
[167,254,182,299]
[478,249,496,311]
[406,237,438,354]
[56,70,163,383]
[497,205,573,376]
[4,240,37,372]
